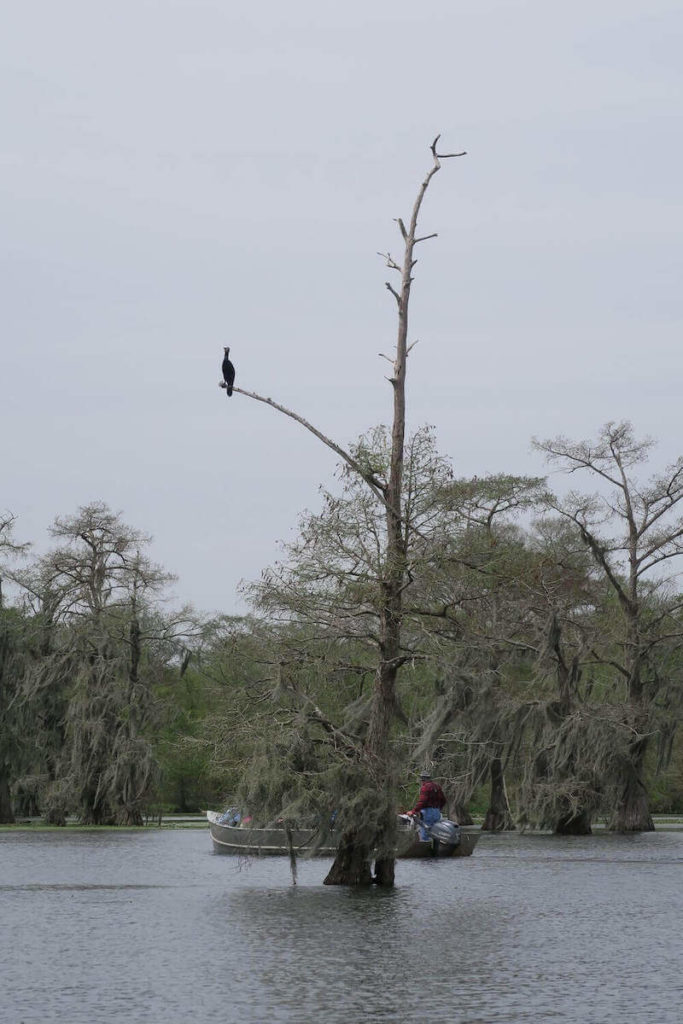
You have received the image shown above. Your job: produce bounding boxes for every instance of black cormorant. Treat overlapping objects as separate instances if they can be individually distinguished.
[222,347,235,397]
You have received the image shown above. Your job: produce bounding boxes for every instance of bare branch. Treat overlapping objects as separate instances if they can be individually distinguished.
[307,704,362,759]
[385,282,401,304]
[430,134,467,162]
[222,384,387,500]
[377,251,402,272]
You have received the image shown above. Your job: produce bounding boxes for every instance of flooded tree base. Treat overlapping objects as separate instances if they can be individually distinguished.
[450,802,474,826]
[610,771,655,832]
[554,809,592,835]
[323,831,373,886]
[610,805,655,832]
[481,809,516,831]
[372,856,395,888]
[322,831,396,887]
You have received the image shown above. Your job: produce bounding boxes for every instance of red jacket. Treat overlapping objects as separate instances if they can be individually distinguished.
[412,780,446,814]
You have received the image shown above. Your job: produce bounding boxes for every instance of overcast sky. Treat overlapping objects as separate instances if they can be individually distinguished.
[2,0,682,614]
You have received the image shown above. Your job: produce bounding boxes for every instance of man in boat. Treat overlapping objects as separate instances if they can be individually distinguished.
[407,771,447,841]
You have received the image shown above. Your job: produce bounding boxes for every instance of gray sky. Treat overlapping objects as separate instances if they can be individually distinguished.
[2,0,682,614]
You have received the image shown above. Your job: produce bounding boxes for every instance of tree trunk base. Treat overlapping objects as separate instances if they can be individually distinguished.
[372,856,395,888]
[43,809,67,826]
[115,808,144,827]
[481,808,516,832]
[554,809,592,835]
[0,775,14,824]
[323,831,373,886]
[481,757,515,831]
[80,809,117,826]
[449,801,474,826]
[609,807,655,832]
[609,765,655,832]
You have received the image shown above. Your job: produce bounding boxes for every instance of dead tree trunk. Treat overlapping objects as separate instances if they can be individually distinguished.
[329,139,463,887]
[230,139,464,885]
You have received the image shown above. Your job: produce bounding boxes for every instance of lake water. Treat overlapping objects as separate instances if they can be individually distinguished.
[2,828,682,1024]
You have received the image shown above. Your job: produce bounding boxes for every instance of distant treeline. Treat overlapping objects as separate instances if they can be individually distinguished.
[2,420,683,830]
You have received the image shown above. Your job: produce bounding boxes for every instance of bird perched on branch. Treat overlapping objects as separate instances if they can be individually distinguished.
[222,347,235,397]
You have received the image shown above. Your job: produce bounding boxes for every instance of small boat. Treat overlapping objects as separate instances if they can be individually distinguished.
[206,811,479,859]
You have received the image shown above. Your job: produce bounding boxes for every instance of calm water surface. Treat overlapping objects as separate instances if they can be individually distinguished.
[1,828,682,1023]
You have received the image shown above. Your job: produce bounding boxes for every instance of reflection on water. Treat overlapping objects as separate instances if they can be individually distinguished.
[2,829,682,1023]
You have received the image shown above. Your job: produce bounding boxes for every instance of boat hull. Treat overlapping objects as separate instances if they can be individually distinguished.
[396,829,479,858]
[207,812,479,859]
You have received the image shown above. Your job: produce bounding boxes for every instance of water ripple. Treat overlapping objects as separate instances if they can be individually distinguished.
[2,829,682,1023]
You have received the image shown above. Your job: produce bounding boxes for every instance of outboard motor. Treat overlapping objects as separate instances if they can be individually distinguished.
[428,819,461,848]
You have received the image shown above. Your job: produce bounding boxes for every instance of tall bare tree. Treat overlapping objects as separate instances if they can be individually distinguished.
[222,138,464,885]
